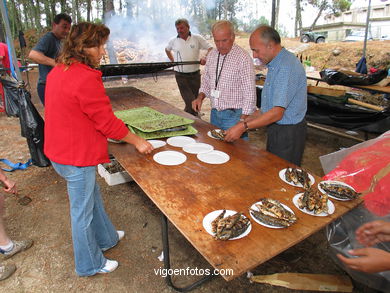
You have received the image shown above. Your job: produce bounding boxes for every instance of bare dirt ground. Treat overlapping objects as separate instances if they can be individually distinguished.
[0,38,385,292]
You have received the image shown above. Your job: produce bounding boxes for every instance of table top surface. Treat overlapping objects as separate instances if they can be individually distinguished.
[106,86,362,281]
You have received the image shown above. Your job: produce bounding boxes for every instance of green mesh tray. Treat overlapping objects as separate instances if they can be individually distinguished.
[129,114,194,132]
[129,125,198,139]
[114,107,165,124]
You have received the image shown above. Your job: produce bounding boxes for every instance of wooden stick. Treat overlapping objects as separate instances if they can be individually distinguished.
[347,98,384,111]
[251,273,353,292]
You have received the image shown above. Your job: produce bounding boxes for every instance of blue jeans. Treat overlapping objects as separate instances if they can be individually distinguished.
[51,161,119,276]
[37,83,45,105]
[210,108,248,140]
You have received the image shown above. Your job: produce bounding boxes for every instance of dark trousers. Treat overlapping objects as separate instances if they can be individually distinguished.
[175,71,200,116]
[266,119,307,166]
[37,83,45,106]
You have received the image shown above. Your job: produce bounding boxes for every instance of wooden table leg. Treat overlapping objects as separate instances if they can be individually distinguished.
[161,214,216,292]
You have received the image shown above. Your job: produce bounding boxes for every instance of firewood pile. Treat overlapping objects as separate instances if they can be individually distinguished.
[102,39,166,64]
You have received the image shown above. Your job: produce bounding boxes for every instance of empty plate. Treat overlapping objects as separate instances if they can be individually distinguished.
[167,136,196,147]
[182,143,214,154]
[197,150,230,164]
[147,139,166,149]
[153,151,187,166]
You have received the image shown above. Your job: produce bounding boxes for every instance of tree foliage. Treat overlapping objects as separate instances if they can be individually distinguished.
[306,0,352,30]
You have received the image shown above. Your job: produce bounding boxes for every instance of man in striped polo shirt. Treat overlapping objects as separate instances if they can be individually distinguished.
[225,25,307,166]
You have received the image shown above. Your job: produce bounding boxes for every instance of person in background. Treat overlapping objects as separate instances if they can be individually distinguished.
[192,20,256,138]
[0,43,10,74]
[224,25,307,165]
[0,169,33,281]
[337,220,390,273]
[165,18,212,116]
[28,13,72,105]
[44,22,153,276]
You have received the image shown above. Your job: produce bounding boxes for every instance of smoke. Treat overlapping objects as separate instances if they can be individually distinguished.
[104,9,203,63]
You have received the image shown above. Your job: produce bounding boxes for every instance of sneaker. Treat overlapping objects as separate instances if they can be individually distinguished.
[97,259,118,274]
[101,231,124,252]
[0,239,33,260]
[0,263,16,281]
[117,230,125,241]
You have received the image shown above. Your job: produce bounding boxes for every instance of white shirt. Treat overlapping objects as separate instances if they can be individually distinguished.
[166,34,212,73]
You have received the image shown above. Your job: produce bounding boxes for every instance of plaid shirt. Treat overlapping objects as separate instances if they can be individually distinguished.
[199,44,256,115]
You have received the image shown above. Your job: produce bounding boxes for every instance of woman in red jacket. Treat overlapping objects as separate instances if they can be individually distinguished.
[44,22,153,276]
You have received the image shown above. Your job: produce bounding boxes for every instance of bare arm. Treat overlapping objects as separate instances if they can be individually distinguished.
[165,49,174,62]
[120,131,153,154]
[200,48,213,65]
[28,50,56,67]
[224,107,285,142]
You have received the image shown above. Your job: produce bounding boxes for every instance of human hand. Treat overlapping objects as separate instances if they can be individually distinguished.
[2,177,17,194]
[337,247,390,273]
[134,138,153,154]
[356,220,390,246]
[224,123,245,142]
[200,57,207,65]
[192,94,204,113]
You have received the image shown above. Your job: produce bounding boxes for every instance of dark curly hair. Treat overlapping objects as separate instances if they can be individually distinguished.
[57,22,110,68]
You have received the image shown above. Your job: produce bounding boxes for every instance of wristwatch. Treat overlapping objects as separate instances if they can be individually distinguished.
[243,121,249,131]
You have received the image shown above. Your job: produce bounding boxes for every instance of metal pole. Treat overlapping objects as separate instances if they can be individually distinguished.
[362,0,372,58]
[0,0,22,80]
[271,0,276,28]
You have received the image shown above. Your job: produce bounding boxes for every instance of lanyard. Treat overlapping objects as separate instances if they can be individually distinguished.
[215,53,227,89]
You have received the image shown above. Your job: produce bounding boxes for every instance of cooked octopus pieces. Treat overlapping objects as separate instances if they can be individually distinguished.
[212,211,250,240]
[320,182,360,200]
[285,167,311,189]
[250,198,296,228]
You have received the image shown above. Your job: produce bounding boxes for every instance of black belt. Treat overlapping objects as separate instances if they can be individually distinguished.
[175,70,200,76]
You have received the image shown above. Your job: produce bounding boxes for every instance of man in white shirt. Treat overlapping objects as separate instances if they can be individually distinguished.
[165,19,212,115]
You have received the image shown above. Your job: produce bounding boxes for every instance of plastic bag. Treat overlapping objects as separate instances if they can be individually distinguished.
[320,68,387,86]
[326,205,390,292]
[1,76,50,167]
[1,75,20,117]
[321,131,390,216]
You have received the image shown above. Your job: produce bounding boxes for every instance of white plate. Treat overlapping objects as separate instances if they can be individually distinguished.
[249,201,295,229]
[147,139,166,149]
[197,150,230,164]
[292,193,335,217]
[182,143,214,154]
[153,151,187,166]
[207,129,224,140]
[279,168,315,188]
[202,210,251,240]
[318,180,357,201]
[166,136,196,147]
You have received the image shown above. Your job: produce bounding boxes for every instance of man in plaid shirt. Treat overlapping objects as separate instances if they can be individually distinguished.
[192,20,256,139]
[225,25,307,166]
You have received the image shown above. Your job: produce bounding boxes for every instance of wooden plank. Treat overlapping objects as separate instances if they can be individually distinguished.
[106,87,362,281]
[307,85,345,97]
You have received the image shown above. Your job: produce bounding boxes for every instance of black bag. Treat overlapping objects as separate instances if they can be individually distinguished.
[1,75,20,117]
[320,69,387,86]
[1,76,50,167]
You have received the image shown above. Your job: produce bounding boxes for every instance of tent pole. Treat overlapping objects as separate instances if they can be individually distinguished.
[0,0,22,81]
[362,0,372,58]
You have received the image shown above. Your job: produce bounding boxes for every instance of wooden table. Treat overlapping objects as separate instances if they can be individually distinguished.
[106,87,362,289]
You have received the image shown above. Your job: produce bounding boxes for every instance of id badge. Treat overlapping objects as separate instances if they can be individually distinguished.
[211,89,221,99]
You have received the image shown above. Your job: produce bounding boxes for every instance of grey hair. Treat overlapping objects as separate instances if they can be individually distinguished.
[212,20,234,37]
[175,18,189,28]
[255,25,281,44]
